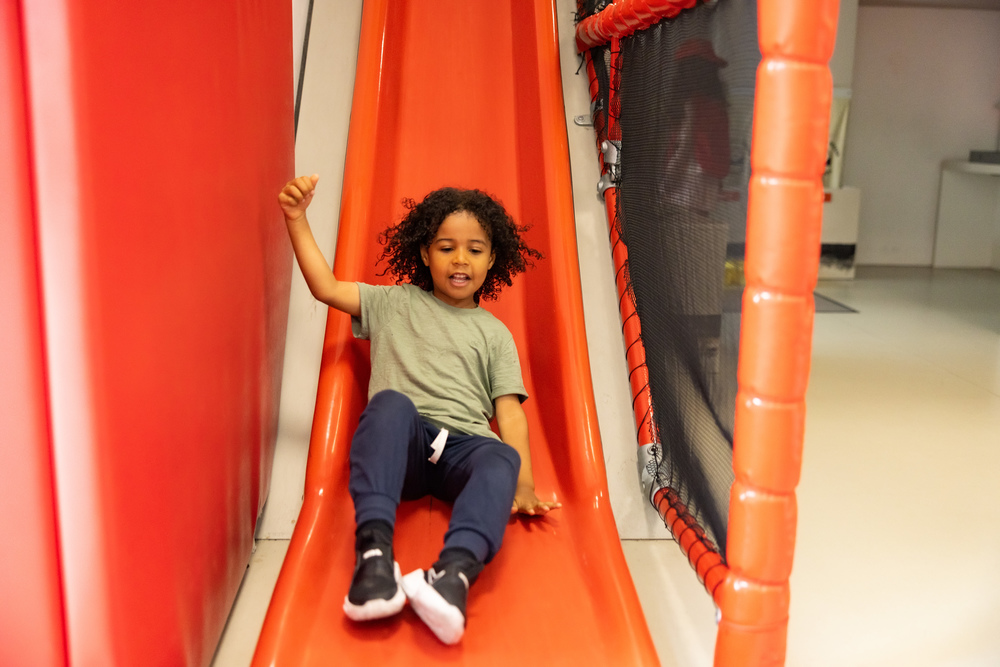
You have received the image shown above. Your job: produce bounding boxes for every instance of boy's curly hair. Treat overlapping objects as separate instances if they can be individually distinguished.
[377,187,542,302]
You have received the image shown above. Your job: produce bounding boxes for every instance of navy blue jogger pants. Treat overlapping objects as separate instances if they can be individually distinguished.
[348,390,521,563]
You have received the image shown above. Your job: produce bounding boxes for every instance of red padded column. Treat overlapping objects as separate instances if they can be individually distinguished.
[0,2,66,664]
[19,0,294,663]
[715,0,839,665]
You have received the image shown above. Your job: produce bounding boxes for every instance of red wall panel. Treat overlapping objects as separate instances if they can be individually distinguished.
[18,0,294,663]
[0,2,67,665]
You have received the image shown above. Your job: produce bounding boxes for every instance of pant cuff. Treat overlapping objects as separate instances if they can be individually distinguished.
[444,528,490,564]
[354,492,398,530]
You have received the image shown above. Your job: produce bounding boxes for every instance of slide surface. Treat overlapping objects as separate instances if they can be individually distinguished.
[253,1,658,663]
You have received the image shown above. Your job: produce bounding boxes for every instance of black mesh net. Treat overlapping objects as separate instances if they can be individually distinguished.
[610,1,761,555]
[588,44,611,151]
[577,0,612,19]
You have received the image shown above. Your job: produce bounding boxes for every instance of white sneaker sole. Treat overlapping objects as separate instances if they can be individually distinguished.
[400,569,465,645]
[343,561,406,621]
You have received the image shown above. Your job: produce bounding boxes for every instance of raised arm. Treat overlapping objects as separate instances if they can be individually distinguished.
[494,394,562,516]
[279,174,361,317]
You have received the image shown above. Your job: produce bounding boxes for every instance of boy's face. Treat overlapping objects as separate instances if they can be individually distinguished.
[420,211,495,309]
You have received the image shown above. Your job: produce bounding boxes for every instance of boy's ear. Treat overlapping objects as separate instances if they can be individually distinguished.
[420,245,430,266]
[488,251,496,270]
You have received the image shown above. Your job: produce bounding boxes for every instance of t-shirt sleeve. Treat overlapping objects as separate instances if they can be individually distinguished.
[490,333,528,403]
[351,283,400,340]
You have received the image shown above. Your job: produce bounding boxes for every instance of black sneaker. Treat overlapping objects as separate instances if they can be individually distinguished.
[400,550,483,645]
[343,533,405,621]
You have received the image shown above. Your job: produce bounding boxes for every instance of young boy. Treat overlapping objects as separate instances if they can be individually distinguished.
[279,174,560,644]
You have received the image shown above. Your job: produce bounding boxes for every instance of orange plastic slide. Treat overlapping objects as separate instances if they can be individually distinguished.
[253,1,658,663]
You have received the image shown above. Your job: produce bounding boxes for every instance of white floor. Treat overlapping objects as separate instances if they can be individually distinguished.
[211,1,1000,665]
[788,268,1000,667]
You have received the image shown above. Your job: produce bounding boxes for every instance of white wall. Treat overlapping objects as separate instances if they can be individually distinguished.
[844,7,1000,266]
[831,0,859,89]
[258,0,363,538]
[292,0,311,105]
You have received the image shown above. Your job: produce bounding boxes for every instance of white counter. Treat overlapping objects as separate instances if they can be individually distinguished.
[933,159,1000,269]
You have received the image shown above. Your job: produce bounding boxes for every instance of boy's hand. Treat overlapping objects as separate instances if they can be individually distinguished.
[511,485,562,517]
[278,174,319,223]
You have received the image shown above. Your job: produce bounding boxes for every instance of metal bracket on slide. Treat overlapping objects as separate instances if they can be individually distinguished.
[574,98,603,127]
[598,139,620,198]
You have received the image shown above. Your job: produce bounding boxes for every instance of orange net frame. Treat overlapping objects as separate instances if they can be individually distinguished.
[576,0,840,663]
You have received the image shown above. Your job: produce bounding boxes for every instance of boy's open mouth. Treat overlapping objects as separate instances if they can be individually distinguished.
[449,273,470,286]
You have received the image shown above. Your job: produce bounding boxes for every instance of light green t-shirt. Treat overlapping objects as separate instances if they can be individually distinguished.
[351,283,527,440]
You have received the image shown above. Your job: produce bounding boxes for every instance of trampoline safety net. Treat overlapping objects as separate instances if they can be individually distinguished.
[579,0,761,557]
